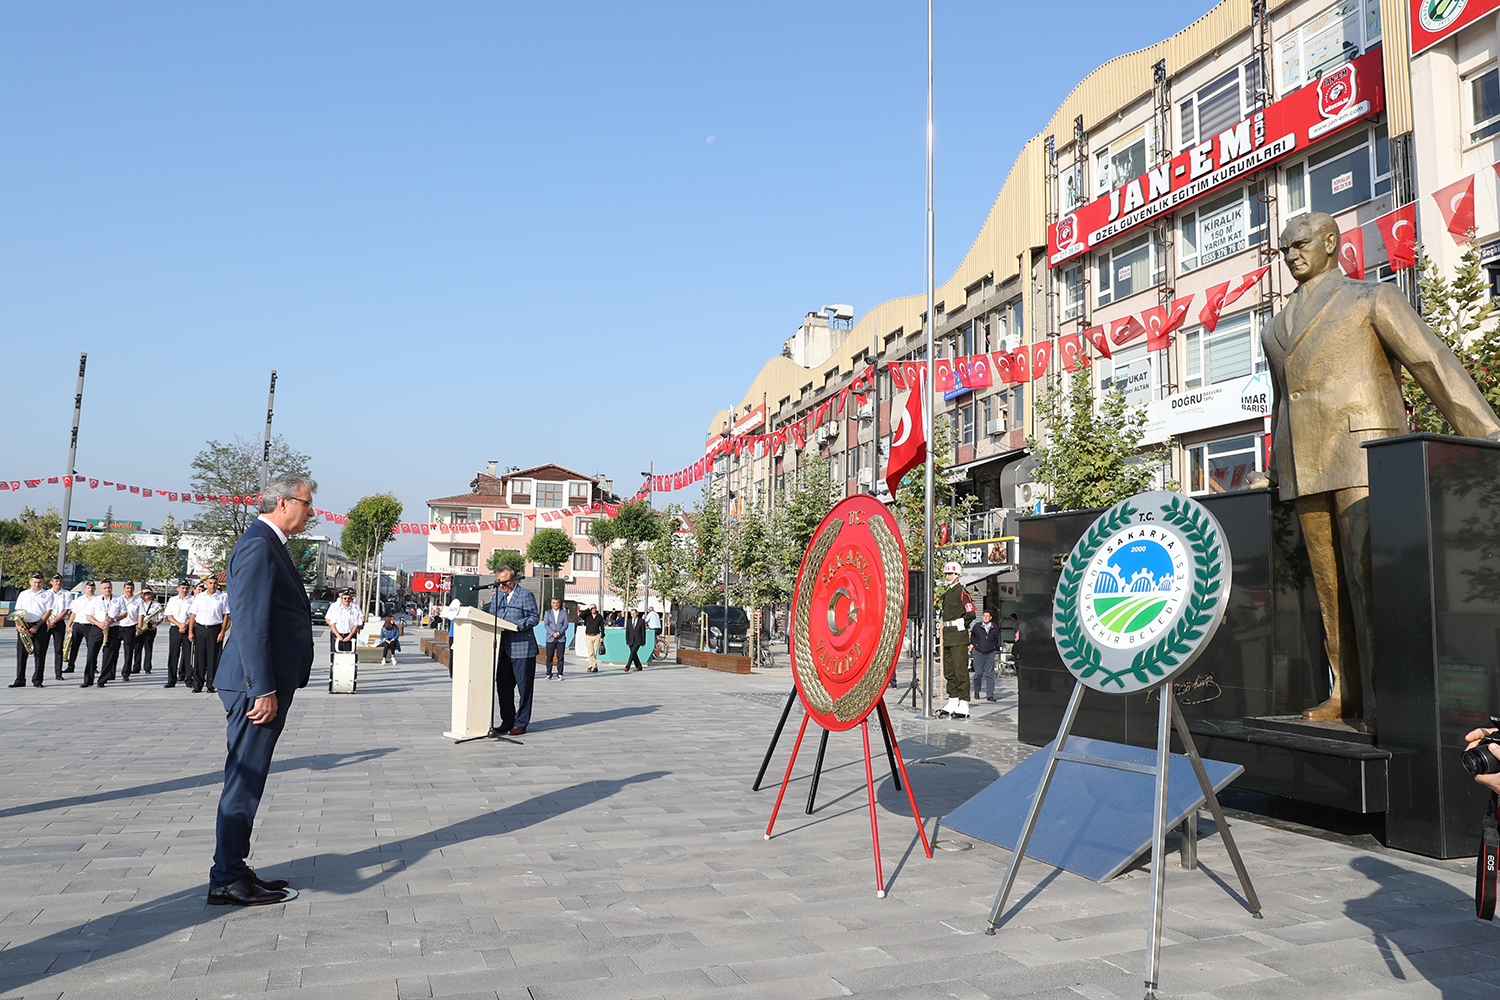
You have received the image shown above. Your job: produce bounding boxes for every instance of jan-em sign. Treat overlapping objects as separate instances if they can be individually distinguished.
[791,495,908,731]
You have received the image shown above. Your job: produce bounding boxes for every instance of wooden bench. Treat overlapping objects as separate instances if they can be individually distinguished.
[677,648,752,674]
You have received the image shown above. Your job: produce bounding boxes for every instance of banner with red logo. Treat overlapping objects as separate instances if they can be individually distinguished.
[1048,49,1384,267]
[1411,0,1500,55]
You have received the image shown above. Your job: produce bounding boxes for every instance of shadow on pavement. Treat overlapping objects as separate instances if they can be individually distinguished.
[0,747,402,820]
[525,703,661,733]
[0,771,670,994]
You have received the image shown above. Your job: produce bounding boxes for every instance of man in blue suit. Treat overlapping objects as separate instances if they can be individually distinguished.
[488,566,540,735]
[207,473,317,906]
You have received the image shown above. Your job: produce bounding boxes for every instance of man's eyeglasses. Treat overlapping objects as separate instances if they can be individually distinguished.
[283,496,314,508]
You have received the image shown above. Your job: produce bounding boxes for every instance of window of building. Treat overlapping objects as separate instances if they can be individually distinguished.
[1470,66,1500,143]
[1011,387,1025,428]
[575,515,597,536]
[1180,187,1268,272]
[1095,120,1156,196]
[1012,298,1024,341]
[449,548,478,568]
[572,552,600,572]
[960,321,977,357]
[1062,264,1086,320]
[959,402,976,445]
[1282,125,1388,217]
[1183,311,1265,388]
[451,510,469,523]
[1188,433,1265,494]
[1097,232,1163,306]
[1178,59,1262,151]
[509,479,531,503]
[1276,0,1380,94]
[568,481,591,502]
[536,482,564,507]
[992,309,1009,351]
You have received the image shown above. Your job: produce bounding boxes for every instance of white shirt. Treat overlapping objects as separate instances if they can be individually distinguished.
[166,594,193,627]
[189,591,228,626]
[258,514,289,545]
[646,611,661,629]
[44,588,72,619]
[138,600,162,626]
[71,595,99,624]
[15,589,48,623]
[119,595,143,627]
[326,602,364,634]
[96,596,126,626]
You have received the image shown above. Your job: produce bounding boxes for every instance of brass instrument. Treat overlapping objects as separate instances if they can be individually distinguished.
[61,621,74,662]
[8,610,35,656]
[136,604,165,637]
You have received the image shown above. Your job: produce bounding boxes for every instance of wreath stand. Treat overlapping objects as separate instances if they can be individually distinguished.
[753,689,906,816]
[984,678,1262,999]
[764,698,932,896]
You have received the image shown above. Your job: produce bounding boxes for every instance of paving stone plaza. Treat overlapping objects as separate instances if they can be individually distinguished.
[2,633,1498,1000]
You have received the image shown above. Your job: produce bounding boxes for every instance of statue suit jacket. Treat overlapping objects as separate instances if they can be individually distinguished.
[217,518,314,700]
[1262,270,1500,500]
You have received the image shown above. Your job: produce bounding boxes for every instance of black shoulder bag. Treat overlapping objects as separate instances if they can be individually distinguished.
[1478,791,1500,920]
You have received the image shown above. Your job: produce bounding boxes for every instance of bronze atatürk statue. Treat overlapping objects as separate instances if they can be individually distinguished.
[1256,212,1500,724]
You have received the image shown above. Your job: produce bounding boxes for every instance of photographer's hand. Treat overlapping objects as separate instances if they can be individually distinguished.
[1465,728,1500,794]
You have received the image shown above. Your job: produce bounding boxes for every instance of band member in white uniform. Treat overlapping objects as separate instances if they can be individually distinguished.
[164,581,194,688]
[10,572,50,688]
[117,582,143,680]
[68,581,96,677]
[326,589,364,652]
[131,587,162,676]
[41,574,72,681]
[186,577,229,693]
[93,580,128,686]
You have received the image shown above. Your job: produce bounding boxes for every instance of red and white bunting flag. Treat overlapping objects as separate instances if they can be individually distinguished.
[1030,339,1054,379]
[934,357,955,391]
[967,353,993,388]
[886,367,927,495]
[836,386,850,416]
[888,361,907,391]
[63,476,73,487]
[48,476,59,484]
[903,361,922,390]
[1141,296,1194,351]
[1108,315,1147,349]
[420,524,430,535]
[1057,331,1086,371]
[1376,204,1418,270]
[1010,345,1033,383]
[992,350,1016,384]
[25,480,41,488]
[1084,325,1111,360]
[0,482,8,490]
[1198,281,1233,334]
[7,482,17,491]
[1433,175,1476,241]
[90,479,99,488]
[1339,228,1365,280]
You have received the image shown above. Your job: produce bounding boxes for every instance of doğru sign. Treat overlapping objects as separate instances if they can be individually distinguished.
[1048,48,1384,268]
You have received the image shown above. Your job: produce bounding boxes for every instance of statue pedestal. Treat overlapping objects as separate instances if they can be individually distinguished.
[1367,433,1500,857]
[443,606,515,742]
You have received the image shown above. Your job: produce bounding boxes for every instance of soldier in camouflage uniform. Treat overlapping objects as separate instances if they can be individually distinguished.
[937,561,976,719]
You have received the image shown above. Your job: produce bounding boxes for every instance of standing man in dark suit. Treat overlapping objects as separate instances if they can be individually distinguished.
[487,566,540,735]
[207,473,316,906]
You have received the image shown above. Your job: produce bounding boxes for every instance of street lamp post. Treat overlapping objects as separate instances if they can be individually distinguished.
[720,422,732,654]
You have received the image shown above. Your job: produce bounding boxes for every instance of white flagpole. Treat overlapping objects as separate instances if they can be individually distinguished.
[56,353,87,579]
[922,0,936,719]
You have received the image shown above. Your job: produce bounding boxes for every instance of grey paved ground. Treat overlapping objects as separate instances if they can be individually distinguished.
[1,629,1498,999]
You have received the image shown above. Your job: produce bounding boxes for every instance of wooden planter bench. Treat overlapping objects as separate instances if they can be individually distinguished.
[677,648,752,674]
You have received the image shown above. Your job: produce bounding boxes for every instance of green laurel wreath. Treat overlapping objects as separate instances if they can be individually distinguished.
[1054,497,1222,690]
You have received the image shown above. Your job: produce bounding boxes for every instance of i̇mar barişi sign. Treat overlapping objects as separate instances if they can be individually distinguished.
[1048,48,1385,268]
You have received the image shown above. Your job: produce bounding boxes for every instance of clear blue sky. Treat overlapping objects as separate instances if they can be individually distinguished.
[2,0,1217,569]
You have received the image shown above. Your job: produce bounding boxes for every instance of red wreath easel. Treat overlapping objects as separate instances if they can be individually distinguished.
[761,495,934,896]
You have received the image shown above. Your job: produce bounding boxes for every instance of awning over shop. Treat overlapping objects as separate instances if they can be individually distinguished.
[961,566,1018,587]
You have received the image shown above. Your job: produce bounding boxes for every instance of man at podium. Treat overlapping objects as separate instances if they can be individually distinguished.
[487,567,540,735]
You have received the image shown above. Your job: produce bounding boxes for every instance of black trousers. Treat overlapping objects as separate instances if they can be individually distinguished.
[544,638,565,673]
[71,623,95,674]
[167,626,191,684]
[193,623,222,689]
[626,644,644,670]
[14,624,46,684]
[130,627,156,674]
[47,622,66,677]
[95,625,124,684]
[116,628,137,678]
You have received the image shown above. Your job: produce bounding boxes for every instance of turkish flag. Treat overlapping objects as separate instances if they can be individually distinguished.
[1339,228,1365,280]
[836,386,850,415]
[814,401,830,427]
[166,491,177,501]
[790,419,807,450]
[420,524,430,535]
[1376,204,1418,270]
[1141,296,1194,351]
[934,357,955,391]
[1011,344,1033,383]
[1108,315,1147,349]
[904,361,923,390]
[399,523,410,533]
[1030,339,1054,379]
[1057,331,1086,371]
[1198,281,1233,333]
[888,361,907,391]
[1433,175,1476,241]
[1085,325,1112,360]
[967,353,993,388]
[992,350,1016,384]
[89,479,99,488]
[885,368,926,495]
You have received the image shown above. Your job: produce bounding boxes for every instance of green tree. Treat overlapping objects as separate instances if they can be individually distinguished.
[526,528,575,573]
[733,492,790,611]
[894,415,979,589]
[188,434,316,569]
[646,506,688,606]
[1405,236,1500,432]
[287,539,320,584]
[587,501,663,611]
[774,454,841,581]
[148,513,185,587]
[0,508,73,589]
[341,493,402,613]
[1029,369,1167,512]
[487,548,526,576]
[78,525,148,583]
[657,490,730,608]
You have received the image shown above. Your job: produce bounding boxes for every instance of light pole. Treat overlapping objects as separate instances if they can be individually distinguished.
[922,0,937,719]
[640,460,652,614]
[594,472,606,614]
[56,353,87,579]
[720,422,732,654]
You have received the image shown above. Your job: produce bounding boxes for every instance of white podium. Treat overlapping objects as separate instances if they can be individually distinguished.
[443,605,517,742]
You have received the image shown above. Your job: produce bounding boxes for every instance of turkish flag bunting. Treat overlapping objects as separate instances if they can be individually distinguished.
[1339,228,1365,280]
[47,476,59,484]
[25,480,40,488]
[420,524,430,535]
[1085,325,1112,360]
[1433,175,1476,241]
[1030,339,1054,379]
[1109,315,1147,350]
[836,386,849,416]
[814,401,830,427]
[89,479,99,488]
[128,485,139,494]
[885,367,926,495]
[166,491,176,501]
[1057,331,1086,371]
[790,420,806,450]
[1141,296,1194,351]
[62,476,73,487]
[1376,204,1418,270]
[903,361,922,390]
[888,362,907,390]
[1197,281,1233,333]
[1011,344,1033,383]
[992,350,1016,384]
[934,357,955,391]
[399,523,410,533]
[967,354,993,388]
[8,482,18,491]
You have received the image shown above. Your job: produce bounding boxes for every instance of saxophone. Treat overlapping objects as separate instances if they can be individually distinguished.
[136,604,165,637]
[61,619,74,662]
[8,610,35,656]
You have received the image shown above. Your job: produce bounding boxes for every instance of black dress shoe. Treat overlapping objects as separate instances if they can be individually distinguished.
[64,666,75,673]
[246,867,290,891]
[208,686,216,693]
[80,682,94,687]
[207,875,289,906]
[164,682,176,688]
[32,681,43,688]
[7,681,25,688]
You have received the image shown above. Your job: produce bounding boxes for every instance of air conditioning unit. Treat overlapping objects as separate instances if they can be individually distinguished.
[826,421,840,439]
[858,401,874,420]
[813,426,827,443]
[562,575,575,583]
[857,468,874,486]
[1017,481,1050,507]
[986,418,1006,435]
